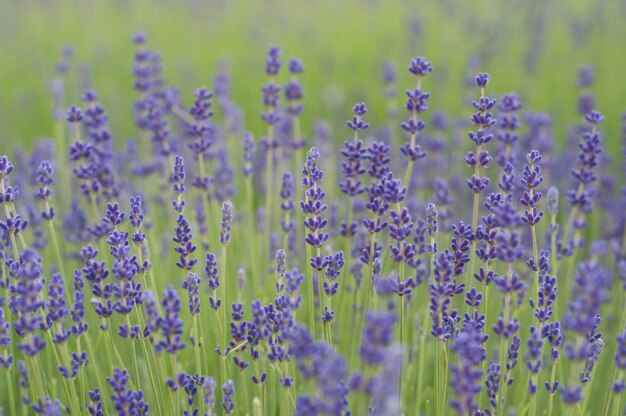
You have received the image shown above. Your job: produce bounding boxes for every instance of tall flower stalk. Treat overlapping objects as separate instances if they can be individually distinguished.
[465,73,496,283]
[401,56,431,190]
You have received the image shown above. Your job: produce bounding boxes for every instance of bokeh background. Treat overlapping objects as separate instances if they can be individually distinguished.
[1,0,625,156]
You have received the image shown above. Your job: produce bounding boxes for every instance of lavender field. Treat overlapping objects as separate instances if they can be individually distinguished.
[1,1,625,415]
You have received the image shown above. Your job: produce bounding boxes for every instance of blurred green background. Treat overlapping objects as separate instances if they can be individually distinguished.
[1,0,625,154]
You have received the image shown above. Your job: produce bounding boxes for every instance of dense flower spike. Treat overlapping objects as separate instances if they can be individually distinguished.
[155,285,186,354]
[220,200,234,245]
[449,322,487,414]
[340,103,367,202]
[465,73,496,195]
[561,109,604,256]
[496,93,522,166]
[107,367,149,415]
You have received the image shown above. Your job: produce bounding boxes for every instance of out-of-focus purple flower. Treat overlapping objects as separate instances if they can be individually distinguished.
[261,47,282,127]
[408,56,432,77]
[284,58,304,117]
[382,61,397,100]
[360,311,396,365]
[559,384,582,406]
[182,272,200,315]
[485,361,500,410]
[170,155,186,213]
[577,66,594,88]
[35,161,55,220]
[449,321,487,414]
[107,367,149,415]
[155,285,186,354]
[221,380,235,414]
[205,253,221,311]
[220,201,234,245]
[265,46,281,76]
[286,325,351,415]
[526,326,543,394]
[563,110,604,255]
[279,172,295,233]
[496,93,522,166]
[242,132,256,177]
[430,250,465,340]
[9,250,47,356]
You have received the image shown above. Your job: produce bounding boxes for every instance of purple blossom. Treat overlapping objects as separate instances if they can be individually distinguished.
[155,285,186,354]
[449,322,487,414]
[220,200,234,245]
[107,367,149,415]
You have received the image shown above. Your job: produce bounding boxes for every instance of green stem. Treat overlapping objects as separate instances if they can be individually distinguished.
[547,359,558,416]
[6,366,17,416]
[306,243,315,338]
[416,313,428,413]
[497,285,512,416]
[399,294,405,410]
[46,218,66,278]
[221,244,228,386]
[246,177,258,297]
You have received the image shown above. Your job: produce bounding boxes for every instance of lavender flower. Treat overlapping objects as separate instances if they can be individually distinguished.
[182,272,201,315]
[242,132,257,177]
[449,322,487,414]
[220,201,234,246]
[496,93,522,166]
[520,150,544,227]
[35,161,55,220]
[155,285,186,354]
[107,368,149,415]
[221,380,235,414]
[171,155,186,213]
[173,214,197,271]
[465,73,496,195]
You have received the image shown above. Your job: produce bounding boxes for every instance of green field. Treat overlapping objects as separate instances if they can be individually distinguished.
[1,0,625,153]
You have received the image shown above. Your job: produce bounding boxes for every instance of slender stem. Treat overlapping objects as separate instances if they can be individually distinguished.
[221,244,228,386]
[264,125,275,277]
[497,284,512,416]
[125,315,141,387]
[401,76,421,190]
[416,313,427,413]
[46,218,66,278]
[306,242,315,337]
[435,339,441,416]
[530,224,540,328]
[614,388,623,416]
[550,212,559,316]
[6,366,17,416]
[441,342,448,415]
[399,294,405,410]
[547,359,558,416]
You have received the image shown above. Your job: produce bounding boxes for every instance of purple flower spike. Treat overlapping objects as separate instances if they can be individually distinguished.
[107,368,149,414]
[347,102,370,132]
[66,105,84,123]
[155,285,186,354]
[408,56,432,77]
[475,72,490,88]
[220,200,234,245]
[221,380,235,414]
[265,46,281,76]
[182,272,201,315]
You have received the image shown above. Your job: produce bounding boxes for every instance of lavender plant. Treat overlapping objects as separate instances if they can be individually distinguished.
[1,35,625,416]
